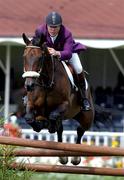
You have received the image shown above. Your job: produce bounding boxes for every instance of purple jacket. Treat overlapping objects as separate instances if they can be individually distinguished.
[33,24,86,60]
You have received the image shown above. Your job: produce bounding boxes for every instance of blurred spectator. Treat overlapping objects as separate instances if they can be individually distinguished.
[113,72,124,110]
[105,87,114,108]
[95,86,106,107]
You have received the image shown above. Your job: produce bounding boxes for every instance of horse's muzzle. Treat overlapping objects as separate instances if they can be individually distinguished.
[26,85,34,91]
[25,84,35,91]
[25,78,36,91]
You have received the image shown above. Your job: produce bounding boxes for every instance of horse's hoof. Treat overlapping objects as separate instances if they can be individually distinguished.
[48,121,57,133]
[59,157,68,165]
[48,126,56,133]
[26,119,44,132]
[71,156,81,165]
[32,126,42,132]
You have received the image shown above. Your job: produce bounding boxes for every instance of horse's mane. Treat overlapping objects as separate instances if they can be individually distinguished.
[32,33,46,47]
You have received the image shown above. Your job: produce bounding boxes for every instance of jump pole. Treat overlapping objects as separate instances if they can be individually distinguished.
[0,136,124,156]
[11,149,102,157]
[7,148,122,157]
[10,163,124,176]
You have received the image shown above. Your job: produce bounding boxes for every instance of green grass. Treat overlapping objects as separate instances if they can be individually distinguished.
[30,173,124,180]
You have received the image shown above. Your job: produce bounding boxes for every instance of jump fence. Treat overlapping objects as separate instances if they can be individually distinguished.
[0,136,124,176]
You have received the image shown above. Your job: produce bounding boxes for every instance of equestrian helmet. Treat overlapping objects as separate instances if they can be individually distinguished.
[46,12,62,26]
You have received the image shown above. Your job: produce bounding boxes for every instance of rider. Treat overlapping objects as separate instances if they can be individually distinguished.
[32,11,91,111]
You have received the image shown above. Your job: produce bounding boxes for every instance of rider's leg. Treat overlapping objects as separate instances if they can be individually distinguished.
[68,53,91,111]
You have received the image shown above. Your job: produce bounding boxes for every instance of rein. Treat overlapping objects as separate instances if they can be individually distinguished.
[49,55,55,88]
[22,45,55,89]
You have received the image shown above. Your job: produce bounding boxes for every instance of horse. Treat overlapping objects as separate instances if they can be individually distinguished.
[22,33,95,165]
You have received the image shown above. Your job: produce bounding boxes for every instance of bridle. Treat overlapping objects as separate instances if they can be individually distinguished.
[22,46,42,78]
[22,45,55,89]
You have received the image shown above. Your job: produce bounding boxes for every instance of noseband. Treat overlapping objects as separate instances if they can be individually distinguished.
[22,46,41,78]
[22,45,55,89]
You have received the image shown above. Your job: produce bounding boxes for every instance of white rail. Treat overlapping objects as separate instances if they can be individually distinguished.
[21,129,124,148]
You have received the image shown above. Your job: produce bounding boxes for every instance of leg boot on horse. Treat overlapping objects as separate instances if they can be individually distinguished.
[77,72,91,111]
[24,113,48,132]
[24,100,49,133]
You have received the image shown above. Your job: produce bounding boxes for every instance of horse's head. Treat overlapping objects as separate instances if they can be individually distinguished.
[22,33,49,91]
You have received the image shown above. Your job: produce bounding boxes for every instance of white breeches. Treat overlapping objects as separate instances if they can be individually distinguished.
[68,53,83,74]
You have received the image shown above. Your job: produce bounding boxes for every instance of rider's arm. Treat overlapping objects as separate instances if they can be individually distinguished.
[60,32,73,60]
[48,32,73,60]
[48,47,61,58]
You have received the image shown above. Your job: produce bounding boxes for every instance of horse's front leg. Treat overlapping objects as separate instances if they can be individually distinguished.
[24,98,45,132]
[24,98,34,122]
[71,110,94,165]
[48,101,69,133]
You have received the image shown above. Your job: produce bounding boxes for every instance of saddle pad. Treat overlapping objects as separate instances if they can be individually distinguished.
[61,61,88,91]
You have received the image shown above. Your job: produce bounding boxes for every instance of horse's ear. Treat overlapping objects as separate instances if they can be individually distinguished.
[39,33,46,47]
[22,33,31,45]
[32,33,46,47]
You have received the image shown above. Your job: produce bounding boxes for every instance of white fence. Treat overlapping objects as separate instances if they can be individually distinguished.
[21,129,124,148]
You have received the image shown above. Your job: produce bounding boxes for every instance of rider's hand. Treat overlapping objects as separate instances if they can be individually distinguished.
[48,47,61,58]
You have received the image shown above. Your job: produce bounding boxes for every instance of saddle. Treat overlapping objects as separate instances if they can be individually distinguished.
[61,61,88,91]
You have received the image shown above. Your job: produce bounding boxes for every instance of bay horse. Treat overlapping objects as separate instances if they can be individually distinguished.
[22,33,95,165]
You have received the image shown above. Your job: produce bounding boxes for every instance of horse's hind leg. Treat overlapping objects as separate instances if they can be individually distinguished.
[71,110,94,165]
[57,123,68,165]
[71,125,85,165]
[76,126,85,144]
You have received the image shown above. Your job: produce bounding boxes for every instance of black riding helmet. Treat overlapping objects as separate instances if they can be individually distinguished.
[46,12,62,26]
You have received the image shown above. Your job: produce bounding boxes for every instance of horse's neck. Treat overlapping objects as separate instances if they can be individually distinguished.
[43,56,62,72]
[43,56,53,72]
[42,57,67,81]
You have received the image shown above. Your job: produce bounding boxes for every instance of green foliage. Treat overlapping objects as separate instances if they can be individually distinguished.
[0,116,33,180]
[0,116,4,128]
[0,145,33,180]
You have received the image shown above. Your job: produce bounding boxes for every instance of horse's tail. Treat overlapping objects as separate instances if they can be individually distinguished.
[94,104,112,129]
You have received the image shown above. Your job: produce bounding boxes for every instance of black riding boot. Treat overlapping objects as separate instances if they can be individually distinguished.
[77,72,91,111]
